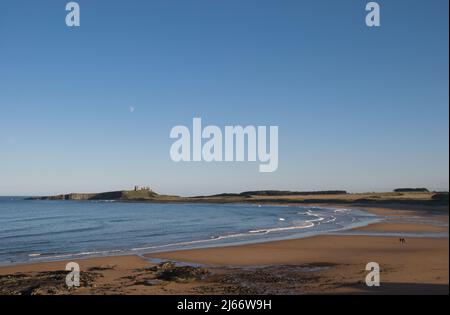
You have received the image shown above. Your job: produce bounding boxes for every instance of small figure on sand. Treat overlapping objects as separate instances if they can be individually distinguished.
[399,237,406,244]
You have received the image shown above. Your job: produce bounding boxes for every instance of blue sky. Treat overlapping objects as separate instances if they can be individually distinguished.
[0,0,448,196]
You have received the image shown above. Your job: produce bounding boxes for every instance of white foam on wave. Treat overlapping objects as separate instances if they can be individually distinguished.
[31,249,123,261]
[334,208,351,213]
[323,216,337,223]
[130,236,245,252]
[305,210,325,223]
[249,221,315,234]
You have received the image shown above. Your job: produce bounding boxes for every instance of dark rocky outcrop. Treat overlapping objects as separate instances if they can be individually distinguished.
[0,270,100,295]
[394,188,429,193]
[432,192,449,203]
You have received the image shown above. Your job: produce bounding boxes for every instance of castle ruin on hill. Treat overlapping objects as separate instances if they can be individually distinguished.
[134,186,152,192]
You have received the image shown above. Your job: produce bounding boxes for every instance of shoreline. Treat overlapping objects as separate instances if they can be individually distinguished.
[147,204,448,265]
[0,203,447,269]
[0,203,382,268]
[0,203,448,294]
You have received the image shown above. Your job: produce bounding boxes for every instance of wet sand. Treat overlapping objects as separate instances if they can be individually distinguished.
[149,234,448,293]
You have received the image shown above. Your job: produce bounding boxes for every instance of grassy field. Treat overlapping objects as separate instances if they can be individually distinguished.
[121,190,159,200]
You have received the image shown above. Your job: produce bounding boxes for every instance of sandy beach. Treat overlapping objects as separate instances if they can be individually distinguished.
[0,204,448,295]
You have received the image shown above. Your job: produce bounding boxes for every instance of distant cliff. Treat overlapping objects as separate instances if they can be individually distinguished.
[31,190,160,201]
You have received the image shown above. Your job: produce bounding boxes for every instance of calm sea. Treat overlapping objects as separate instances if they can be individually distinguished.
[0,197,379,265]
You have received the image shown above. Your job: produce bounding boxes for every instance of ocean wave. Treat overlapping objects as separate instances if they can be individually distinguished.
[334,209,351,213]
[249,221,315,234]
[304,210,325,223]
[0,225,103,240]
[90,200,116,203]
[323,216,337,223]
[32,249,124,260]
[130,219,317,252]
[5,215,68,224]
